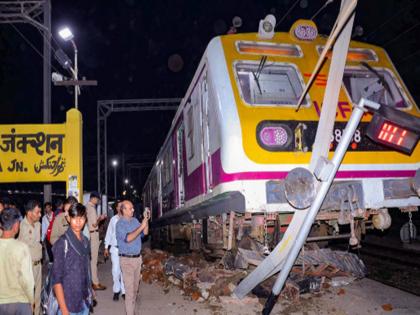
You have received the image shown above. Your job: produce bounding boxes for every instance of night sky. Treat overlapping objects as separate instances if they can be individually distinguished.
[0,0,419,196]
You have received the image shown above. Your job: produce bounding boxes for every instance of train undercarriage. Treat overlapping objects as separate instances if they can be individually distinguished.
[152,205,418,264]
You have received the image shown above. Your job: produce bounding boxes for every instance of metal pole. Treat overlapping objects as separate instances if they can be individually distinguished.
[262,98,368,315]
[71,39,78,109]
[104,117,108,196]
[97,106,100,193]
[43,0,52,202]
[113,166,117,199]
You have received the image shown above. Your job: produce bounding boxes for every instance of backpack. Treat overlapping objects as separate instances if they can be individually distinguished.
[41,239,68,315]
[45,212,57,243]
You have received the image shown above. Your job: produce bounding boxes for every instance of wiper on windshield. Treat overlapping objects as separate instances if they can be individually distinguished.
[360,61,393,101]
[252,55,267,95]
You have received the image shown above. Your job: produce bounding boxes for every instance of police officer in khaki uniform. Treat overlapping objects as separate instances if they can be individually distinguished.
[86,192,107,290]
[18,200,42,315]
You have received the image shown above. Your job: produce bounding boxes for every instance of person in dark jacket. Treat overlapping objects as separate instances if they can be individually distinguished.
[52,203,92,315]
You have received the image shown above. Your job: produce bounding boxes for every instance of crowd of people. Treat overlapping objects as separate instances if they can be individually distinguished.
[0,193,150,315]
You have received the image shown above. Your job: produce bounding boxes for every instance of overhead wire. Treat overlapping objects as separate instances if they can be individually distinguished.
[311,0,335,21]
[396,48,420,66]
[275,0,301,29]
[9,23,61,73]
[382,21,420,47]
[364,1,417,41]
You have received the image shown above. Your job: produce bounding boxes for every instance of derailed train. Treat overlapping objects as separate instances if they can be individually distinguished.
[142,19,420,253]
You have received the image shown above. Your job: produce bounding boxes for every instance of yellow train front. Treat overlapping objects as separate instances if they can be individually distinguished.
[143,19,419,249]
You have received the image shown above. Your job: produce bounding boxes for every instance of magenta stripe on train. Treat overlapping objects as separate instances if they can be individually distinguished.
[183,149,416,201]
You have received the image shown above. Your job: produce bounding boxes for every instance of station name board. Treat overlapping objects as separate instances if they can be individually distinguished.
[0,109,83,200]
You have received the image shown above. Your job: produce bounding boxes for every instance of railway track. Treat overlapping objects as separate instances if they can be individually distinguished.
[354,240,420,295]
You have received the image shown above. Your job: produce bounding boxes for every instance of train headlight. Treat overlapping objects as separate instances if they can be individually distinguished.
[257,122,292,150]
[258,14,276,39]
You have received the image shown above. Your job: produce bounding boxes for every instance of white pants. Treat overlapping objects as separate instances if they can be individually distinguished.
[111,246,125,294]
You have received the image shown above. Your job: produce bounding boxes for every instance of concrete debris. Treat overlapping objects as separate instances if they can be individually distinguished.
[280,280,301,302]
[330,276,356,287]
[141,248,168,284]
[289,273,323,294]
[296,247,368,278]
[141,246,366,305]
[168,275,182,286]
[165,256,192,280]
[236,248,264,267]
[220,250,236,270]
[337,288,346,295]
[251,274,322,302]
[142,249,248,301]
[382,304,393,312]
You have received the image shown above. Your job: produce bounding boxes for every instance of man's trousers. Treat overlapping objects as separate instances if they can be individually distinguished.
[0,303,32,315]
[90,231,100,284]
[33,263,41,315]
[110,246,125,294]
[120,255,142,315]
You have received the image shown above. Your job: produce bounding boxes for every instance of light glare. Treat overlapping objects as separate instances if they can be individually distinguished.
[58,27,74,41]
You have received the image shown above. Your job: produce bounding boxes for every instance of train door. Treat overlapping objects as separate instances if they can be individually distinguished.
[176,125,185,207]
[200,73,213,192]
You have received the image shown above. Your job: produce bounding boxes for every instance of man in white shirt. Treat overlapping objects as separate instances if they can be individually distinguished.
[41,202,53,241]
[41,202,54,263]
[104,201,125,301]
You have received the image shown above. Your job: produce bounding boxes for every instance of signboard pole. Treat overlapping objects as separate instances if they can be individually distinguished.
[65,109,83,201]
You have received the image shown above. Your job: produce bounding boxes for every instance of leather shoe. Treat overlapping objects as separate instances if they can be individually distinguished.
[122,294,125,300]
[113,292,119,301]
[92,283,107,291]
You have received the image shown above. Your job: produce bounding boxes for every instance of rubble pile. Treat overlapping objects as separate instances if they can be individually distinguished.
[277,246,367,301]
[296,247,368,278]
[141,248,247,301]
[164,253,247,301]
[141,242,367,303]
[141,248,169,284]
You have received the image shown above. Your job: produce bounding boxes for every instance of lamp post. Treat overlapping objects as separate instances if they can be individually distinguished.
[112,159,118,199]
[58,26,79,109]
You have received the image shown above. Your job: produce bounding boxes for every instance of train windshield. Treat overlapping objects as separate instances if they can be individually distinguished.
[235,62,307,106]
[343,67,409,108]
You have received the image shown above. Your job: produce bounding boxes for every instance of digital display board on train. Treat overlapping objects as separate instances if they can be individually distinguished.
[366,108,420,155]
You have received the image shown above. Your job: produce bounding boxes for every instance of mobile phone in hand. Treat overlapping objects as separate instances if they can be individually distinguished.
[143,208,151,220]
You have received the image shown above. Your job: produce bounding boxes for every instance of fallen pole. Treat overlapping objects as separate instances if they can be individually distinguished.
[262,98,378,315]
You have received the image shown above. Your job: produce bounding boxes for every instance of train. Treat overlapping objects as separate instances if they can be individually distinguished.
[142,18,420,255]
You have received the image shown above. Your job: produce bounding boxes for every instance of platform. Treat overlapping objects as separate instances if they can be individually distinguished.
[93,250,420,315]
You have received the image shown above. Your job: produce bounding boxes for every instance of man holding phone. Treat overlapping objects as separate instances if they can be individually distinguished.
[116,200,149,315]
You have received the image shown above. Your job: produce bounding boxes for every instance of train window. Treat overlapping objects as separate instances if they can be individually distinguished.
[187,106,195,159]
[235,61,308,106]
[236,41,302,57]
[343,68,409,108]
[162,147,173,187]
[317,46,378,62]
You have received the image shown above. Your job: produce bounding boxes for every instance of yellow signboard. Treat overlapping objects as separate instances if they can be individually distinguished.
[0,109,83,200]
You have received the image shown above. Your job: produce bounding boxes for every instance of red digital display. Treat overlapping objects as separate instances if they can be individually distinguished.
[378,123,407,146]
[373,120,418,154]
[366,107,419,155]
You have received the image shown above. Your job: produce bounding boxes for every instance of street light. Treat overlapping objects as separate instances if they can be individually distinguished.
[58,26,79,109]
[124,178,129,185]
[111,159,118,199]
